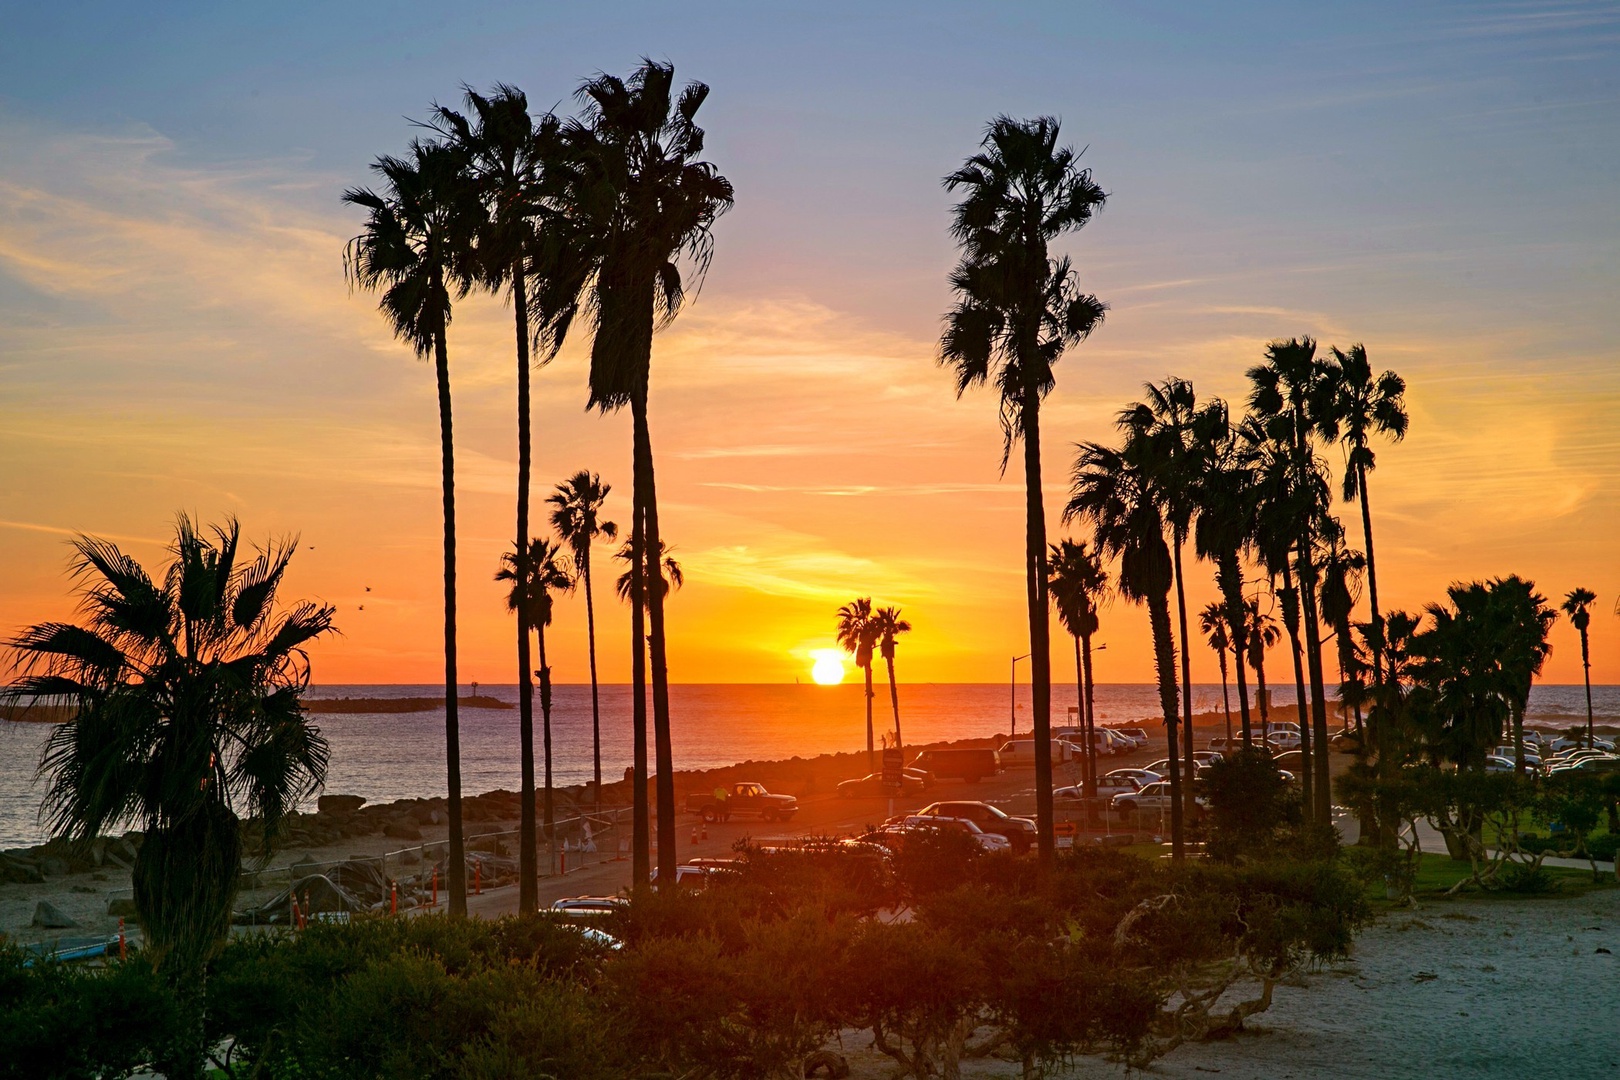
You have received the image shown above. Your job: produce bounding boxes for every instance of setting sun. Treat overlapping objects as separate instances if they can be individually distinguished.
[809,650,845,685]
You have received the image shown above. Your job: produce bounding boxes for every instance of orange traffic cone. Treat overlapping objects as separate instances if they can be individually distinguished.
[701,823,709,841]
[691,825,699,846]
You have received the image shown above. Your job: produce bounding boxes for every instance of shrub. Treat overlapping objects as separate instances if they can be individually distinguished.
[0,950,180,1080]
[1201,748,1302,861]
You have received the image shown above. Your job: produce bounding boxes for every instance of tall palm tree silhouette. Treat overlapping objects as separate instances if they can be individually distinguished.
[1121,378,1215,802]
[344,140,477,915]
[1191,402,1259,746]
[1316,519,1367,736]
[433,84,555,916]
[1247,336,1338,821]
[532,60,732,888]
[836,597,878,771]
[9,518,336,1078]
[1068,438,1185,858]
[873,606,912,752]
[940,116,1107,865]
[1321,344,1407,688]
[1049,539,1109,795]
[1199,601,1233,745]
[497,538,575,869]
[615,539,684,602]
[548,471,618,801]
[1562,587,1598,747]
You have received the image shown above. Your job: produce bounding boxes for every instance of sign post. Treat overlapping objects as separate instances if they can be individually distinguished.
[882,741,903,820]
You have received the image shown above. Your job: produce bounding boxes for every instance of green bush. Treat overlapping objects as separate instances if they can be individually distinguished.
[0,950,179,1080]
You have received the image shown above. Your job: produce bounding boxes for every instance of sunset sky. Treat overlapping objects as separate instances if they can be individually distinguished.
[2,2,1617,686]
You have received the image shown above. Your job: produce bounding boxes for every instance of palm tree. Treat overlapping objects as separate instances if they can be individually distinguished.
[1067,439,1185,858]
[1199,601,1233,744]
[873,606,912,752]
[532,60,733,888]
[344,139,477,915]
[1316,518,1367,735]
[1191,404,1259,747]
[1489,576,1557,773]
[496,538,575,890]
[615,539,684,602]
[7,518,335,1079]
[940,115,1108,866]
[1562,588,1598,747]
[1120,378,1215,798]
[1321,344,1407,687]
[1247,336,1337,822]
[1411,583,1510,770]
[836,597,879,771]
[1243,598,1282,732]
[1049,539,1109,796]
[431,84,555,918]
[548,471,618,802]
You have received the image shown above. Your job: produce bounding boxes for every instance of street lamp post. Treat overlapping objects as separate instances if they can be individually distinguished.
[1011,653,1030,737]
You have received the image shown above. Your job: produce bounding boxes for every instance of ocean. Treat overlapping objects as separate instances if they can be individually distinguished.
[2,682,1615,848]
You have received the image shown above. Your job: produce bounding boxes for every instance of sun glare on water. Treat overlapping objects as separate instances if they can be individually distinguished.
[809,650,845,685]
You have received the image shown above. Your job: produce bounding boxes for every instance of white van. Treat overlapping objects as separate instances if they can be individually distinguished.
[1056,729,1130,757]
[996,738,1073,767]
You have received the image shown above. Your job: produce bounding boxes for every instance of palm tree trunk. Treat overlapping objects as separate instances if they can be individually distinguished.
[886,654,902,751]
[584,553,602,809]
[1073,634,1092,796]
[635,389,678,888]
[1218,650,1232,745]
[1280,569,1313,823]
[1582,629,1594,747]
[1252,642,1270,728]
[865,661,875,771]
[1296,548,1333,823]
[432,318,467,917]
[1148,591,1184,859]
[512,262,537,916]
[1021,393,1055,866]
[1172,535,1196,812]
[1082,630,1097,796]
[1220,553,1253,747]
[539,622,555,871]
[629,496,650,888]
[1356,460,1385,688]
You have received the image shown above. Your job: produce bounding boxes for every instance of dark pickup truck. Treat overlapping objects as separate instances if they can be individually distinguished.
[685,782,800,823]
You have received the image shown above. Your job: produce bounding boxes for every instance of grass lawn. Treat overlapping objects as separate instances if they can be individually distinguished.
[1374,852,1618,907]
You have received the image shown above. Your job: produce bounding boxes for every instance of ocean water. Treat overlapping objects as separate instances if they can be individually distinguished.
[2,682,1615,848]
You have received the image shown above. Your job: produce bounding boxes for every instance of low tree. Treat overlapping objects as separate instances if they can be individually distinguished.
[6,517,336,1079]
[1199,601,1233,744]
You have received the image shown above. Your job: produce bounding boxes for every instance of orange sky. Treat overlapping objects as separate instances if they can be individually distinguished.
[3,8,1619,687]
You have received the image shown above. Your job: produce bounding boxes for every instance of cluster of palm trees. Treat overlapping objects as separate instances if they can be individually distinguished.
[835,599,912,770]
[344,61,732,909]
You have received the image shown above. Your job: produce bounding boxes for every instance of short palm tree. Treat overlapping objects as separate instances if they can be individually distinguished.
[940,115,1107,865]
[8,518,335,1079]
[1562,588,1597,747]
[532,60,733,888]
[548,471,618,801]
[1316,518,1367,734]
[835,597,879,771]
[431,84,557,916]
[1067,438,1186,858]
[1048,539,1109,795]
[496,538,575,898]
[1320,344,1407,686]
[873,606,912,753]
[1244,598,1282,731]
[1247,336,1336,821]
[1488,575,1556,773]
[1411,583,1510,770]
[615,539,684,602]
[344,139,478,915]
[1199,601,1233,744]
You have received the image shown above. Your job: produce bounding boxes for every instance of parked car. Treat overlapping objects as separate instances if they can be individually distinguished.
[1056,776,1139,800]
[1191,750,1224,766]
[1104,727,1151,750]
[1483,755,1517,774]
[685,782,799,824]
[647,864,721,887]
[1270,750,1304,772]
[1266,731,1302,752]
[910,800,1037,853]
[1549,736,1614,754]
[837,770,930,798]
[997,738,1074,768]
[1106,767,1163,786]
[550,896,627,918]
[1551,756,1620,775]
[1491,745,1542,768]
[1207,736,1243,753]
[1110,781,1208,816]
[910,746,1001,783]
[896,815,1012,853]
[1329,729,1362,753]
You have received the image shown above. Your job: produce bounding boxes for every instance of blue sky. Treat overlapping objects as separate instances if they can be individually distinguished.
[2,2,1617,683]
